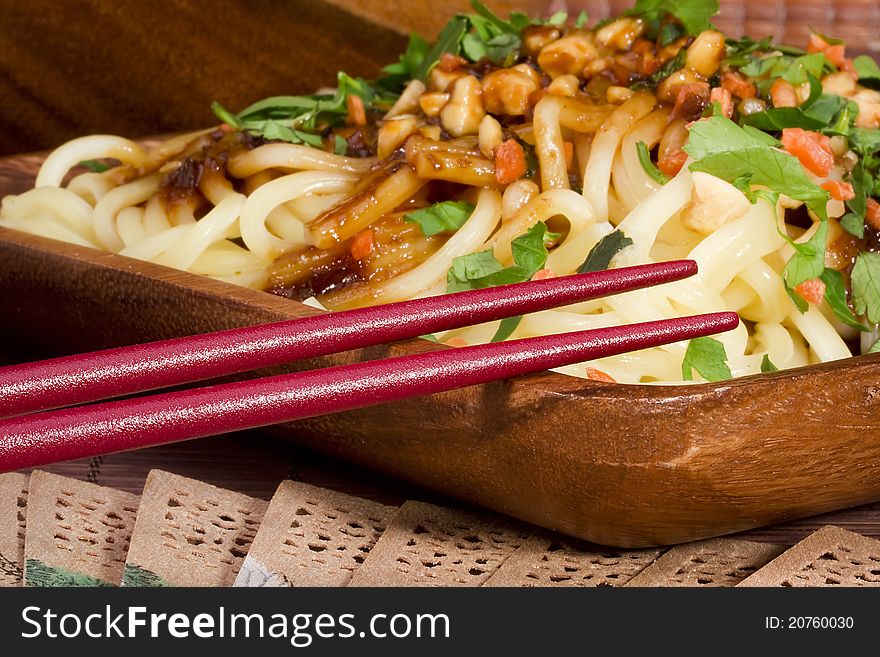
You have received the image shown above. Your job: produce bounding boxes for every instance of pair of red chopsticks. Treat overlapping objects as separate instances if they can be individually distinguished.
[0,260,738,473]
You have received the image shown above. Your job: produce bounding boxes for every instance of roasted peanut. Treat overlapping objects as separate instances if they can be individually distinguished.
[478,115,503,158]
[684,30,725,77]
[537,33,597,79]
[440,75,486,137]
[481,67,541,115]
[595,18,645,51]
[419,92,449,118]
[548,74,580,97]
[377,115,419,160]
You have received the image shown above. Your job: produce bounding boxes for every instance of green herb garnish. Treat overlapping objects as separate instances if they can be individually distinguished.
[852,252,880,325]
[681,336,732,382]
[405,201,475,236]
[635,141,670,185]
[577,230,634,274]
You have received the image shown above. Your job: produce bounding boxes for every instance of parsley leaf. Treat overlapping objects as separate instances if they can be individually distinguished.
[820,268,866,331]
[681,336,732,382]
[79,159,111,173]
[869,339,880,354]
[627,0,719,37]
[577,230,634,274]
[446,222,553,293]
[446,222,555,342]
[854,55,880,88]
[381,33,430,90]
[416,16,469,80]
[405,201,475,236]
[635,141,670,184]
[760,354,779,373]
[742,77,844,132]
[778,53,831,86]
[211,72,396,148]
[852,252,880,324]
[574,10,589,28]
[491,316,522,342]
[782,221,827,291]
[334,135,348,156]
[684,116,829,221]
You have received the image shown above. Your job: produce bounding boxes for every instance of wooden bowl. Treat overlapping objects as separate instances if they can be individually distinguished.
[3,153,880,548]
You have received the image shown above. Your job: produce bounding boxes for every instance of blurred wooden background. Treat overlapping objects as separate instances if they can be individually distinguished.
[2,0,878,156]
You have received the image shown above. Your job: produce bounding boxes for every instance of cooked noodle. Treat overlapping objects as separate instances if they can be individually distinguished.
[2,2,876,384]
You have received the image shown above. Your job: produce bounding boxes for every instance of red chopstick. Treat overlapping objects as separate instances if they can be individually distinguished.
[0,311,739,472]
[0,260,698,418]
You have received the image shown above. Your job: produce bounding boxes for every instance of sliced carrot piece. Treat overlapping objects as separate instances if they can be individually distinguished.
[770,78,799,108]
[821,180,855,201]
[586,368,617,383]
[793,278,826,305]
[350,228,374,260]
[721,71,757,100]
[347,95,367,126]
[658,149,688,177]
[781,128,834,177]
[494,139,527,185]
[531,268,555,280]
[446,337,469,348]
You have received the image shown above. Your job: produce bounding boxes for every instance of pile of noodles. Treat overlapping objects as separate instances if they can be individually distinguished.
[0,29,859,385]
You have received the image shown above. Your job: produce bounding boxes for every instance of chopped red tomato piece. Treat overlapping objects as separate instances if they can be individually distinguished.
[350,228,374,260]
[793,278,826,305]
[821,180,855,201]
[494,139,527,185]
[658,149,688,177]
[709,87,733,118]
[781,128,834,177]
[586,368,617,383]
[721,71,757,99]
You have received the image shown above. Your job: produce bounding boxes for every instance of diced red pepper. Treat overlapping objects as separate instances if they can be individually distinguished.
[347,94,367,126]
[350,228,374,261]
[821,180,855,201]
[866,198,880,231]
[586,368,617,383]
[781,128,834,177]
[494,139,527,185]
[793,278,826,305]
[710,87,734,118]
[658,149,688,177]
[721,71,757,100]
